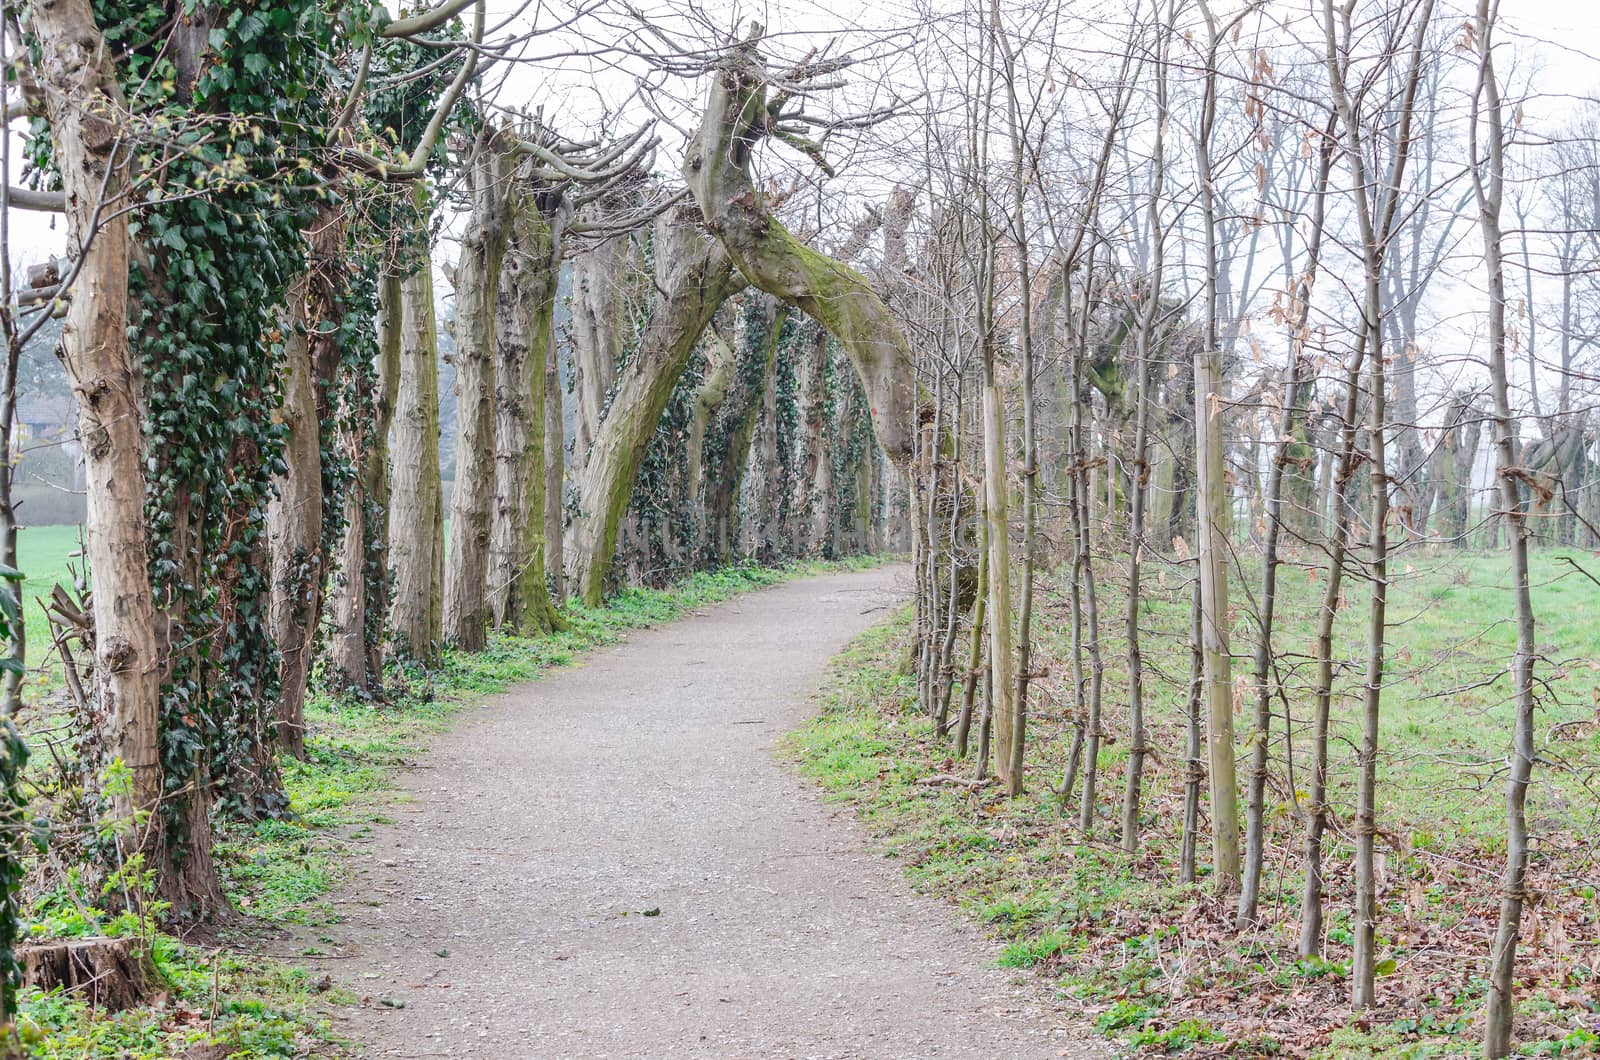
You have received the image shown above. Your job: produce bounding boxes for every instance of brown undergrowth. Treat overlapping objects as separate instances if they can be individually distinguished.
[787,567,1600,1057]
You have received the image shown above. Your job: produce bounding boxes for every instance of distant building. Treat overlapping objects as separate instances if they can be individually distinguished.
[14,391,84,492]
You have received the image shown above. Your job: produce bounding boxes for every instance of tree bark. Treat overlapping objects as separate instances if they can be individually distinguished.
[543,305,565,601]
[29,0,167,884]
[489,195,564,633]
[266,288,322,760]
[569,233,634,474]
[980,373,1015,792]
[568,213,741,604]
[388,224,445,664]
[327,271,402,691]
[444,139,510,650]
[703,296,786,566]
[683,35,915,463]
[269,206,346,758]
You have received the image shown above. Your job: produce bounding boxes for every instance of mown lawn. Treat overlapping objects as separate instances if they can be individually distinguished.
[15,524,84,688]
[787,545,1600,1058]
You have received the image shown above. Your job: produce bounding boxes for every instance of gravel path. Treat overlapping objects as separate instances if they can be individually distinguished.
[327,565,1098,1059]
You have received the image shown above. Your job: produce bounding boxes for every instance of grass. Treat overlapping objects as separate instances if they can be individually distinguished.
[18,554,886,1059]
[14,524,84,689]
[784,544,1600,1058]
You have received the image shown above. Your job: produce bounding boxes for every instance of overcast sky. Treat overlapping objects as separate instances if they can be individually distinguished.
[5,1,1598,287]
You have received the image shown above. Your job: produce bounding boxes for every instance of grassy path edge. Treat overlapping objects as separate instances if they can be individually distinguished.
[22,557,888,1059]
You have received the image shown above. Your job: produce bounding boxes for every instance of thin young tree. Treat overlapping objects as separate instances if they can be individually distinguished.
[1472,1,1540,1051]
[1320,0,1437,1006]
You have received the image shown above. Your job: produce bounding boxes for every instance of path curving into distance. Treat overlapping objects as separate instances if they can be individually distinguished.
[328,565,1097,1059]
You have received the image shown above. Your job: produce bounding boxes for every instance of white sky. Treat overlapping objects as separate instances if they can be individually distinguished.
[7,0,1600,380]
[8,1,1599,257]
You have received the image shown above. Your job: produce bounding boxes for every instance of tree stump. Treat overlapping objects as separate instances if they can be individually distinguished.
[20,937,158,1011]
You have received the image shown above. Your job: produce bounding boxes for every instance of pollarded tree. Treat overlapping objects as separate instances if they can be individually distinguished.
[443,128,514,651]
[448,120,656,625]
[681,27,916,464]
[387,193,448,664]
[567,206,743,605]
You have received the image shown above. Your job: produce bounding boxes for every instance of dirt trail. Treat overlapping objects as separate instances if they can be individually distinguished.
[326,566,1097,1059]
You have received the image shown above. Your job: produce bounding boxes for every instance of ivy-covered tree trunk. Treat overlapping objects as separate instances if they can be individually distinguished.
[789,323,830,555]
[684,325,736,535]
[388,242,445,664]
[267,279,325,761]
[683,35,915,463]
[327,270,402,692]
[701,296,787,566]
[568,213,740,605]
[443,141,510,651]
[269,205,347,759]
[489,196,564,633]
[749,338,783,560]
[29,0,167,884]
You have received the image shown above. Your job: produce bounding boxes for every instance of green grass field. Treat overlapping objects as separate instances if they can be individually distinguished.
[789,543,1600,1057]
[1070,544,1600,855]
[14,524,84,692]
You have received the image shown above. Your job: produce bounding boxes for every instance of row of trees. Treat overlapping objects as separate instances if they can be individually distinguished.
[0,0,912,1035]
[0,0,1589,1053]
[898,0,1570,1055]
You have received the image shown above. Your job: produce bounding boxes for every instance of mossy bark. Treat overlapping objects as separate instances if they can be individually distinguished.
[444,141,511,651]
[683,38,914,463]
[388,224,445,665]
[568,213,742,606]
[490,196,565,634]
[704,296,788,565]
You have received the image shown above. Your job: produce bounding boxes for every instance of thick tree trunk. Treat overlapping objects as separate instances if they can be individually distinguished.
[684,38,915,463]
[268,207,345,757]
[568,215,740,604]
[544,316,565,601]
[489,198,564,633]
[327,271,402,691]
[30,0,170,887]
[685,326,737,547]
[789,324,830,554]
[703,297,787,566]
[444,143,509,651]
[569,233,634,472]
[266,294,321,760]
[388,253,445,664]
